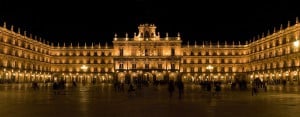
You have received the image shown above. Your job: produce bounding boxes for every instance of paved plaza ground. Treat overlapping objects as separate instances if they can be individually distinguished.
[0,83,300,117]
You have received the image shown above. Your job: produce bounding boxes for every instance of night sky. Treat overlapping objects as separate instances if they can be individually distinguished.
[1,0,300,45]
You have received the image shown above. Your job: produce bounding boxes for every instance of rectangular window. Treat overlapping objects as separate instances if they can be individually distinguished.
[145,64,149,69]
[158,64,162,69]
[132,64,136,69]
[171,64,175,70]
[191,67,194,72]
[198,67,202,72]
[119,64,123,69]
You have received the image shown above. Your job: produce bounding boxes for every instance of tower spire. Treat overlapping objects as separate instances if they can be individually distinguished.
[10,25,13,31]
[3,22,6,28]
[177,32,180,40]
[296,17,299,24]
[114,33,117,40]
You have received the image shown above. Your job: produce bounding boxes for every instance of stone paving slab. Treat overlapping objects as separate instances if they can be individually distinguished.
[0,83,300,117]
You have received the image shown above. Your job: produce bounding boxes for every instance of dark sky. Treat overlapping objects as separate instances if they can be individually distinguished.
[1,0,300,45]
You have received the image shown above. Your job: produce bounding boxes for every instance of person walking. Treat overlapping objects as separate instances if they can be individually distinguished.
[168,80,175,98]
[177,80,184,99]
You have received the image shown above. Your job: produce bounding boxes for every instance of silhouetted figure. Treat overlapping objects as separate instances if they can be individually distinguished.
[32,81,39,90]
[168,80,175,98]
[177,80,184,99]
[214,82,221,96]
[128,83,135,96]
[72,80,77,87]
[252,85,258,96]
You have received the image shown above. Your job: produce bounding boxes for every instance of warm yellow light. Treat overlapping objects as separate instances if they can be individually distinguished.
[80,65,88,70]
[206,65,213,70]
[294,40,299,47]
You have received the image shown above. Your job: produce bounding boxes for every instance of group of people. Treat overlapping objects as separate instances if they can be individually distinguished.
[168,80,184,99]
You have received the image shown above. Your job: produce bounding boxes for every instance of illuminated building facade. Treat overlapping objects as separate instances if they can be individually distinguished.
[0,18,300,84]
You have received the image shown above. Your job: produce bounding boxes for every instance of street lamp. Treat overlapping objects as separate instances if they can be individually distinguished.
[206,65,213,80]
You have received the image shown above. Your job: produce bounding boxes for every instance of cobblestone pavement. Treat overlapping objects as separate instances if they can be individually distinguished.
[0,83,300,117]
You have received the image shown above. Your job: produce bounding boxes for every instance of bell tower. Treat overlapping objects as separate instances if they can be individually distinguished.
[136,24,157,40]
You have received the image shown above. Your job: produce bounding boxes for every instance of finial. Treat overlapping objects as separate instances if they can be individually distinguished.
[165,32,169,40]
[280,24,283,30]
[18,28,20,34]
[126,32,128,38]
[296,17,299,24]
[288,20,290,27]
[10,25,13,31]
[92,42,94,48]
[134,32,136,37]
[257,34,260,39]
[70,43,73,48]
[99,42,101,48]
[202,41,204,48]
[51,42,54,47]
[232,41,235,45]
[57,42,60,47]
[114,33,117,40]
[24,31,27,37]
[239,41,241,45]
[194,40,197,48]
[267,29,270,35]
[63,42,66,47]
[157,32,160,37]
[177,32,180,40]
[3,22,6,28]
[273,27,276,33]
[187,40,189,48]
[105,42,108,48]
[77,42,80,48]
[84,42,87,49]
[217,40,220,48]
[262,32,264,38]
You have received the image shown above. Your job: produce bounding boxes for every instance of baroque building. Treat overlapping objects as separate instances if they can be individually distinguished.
[0,18,300,85]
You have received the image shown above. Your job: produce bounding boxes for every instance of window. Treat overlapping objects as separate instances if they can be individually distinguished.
[119,64,123,69]
[171,64,175,70]
[190,67,194,72]
[158,64,162,69]
[132,64,136,69]
[229,67,232,72]
[120,48,123,56]
[145,49,149,56]
[171,48,175,56]
[221,67,225,72]
[198,67,202,72]
[190,59,194,64]
[145,64,149,69]
[183,68,187,72]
